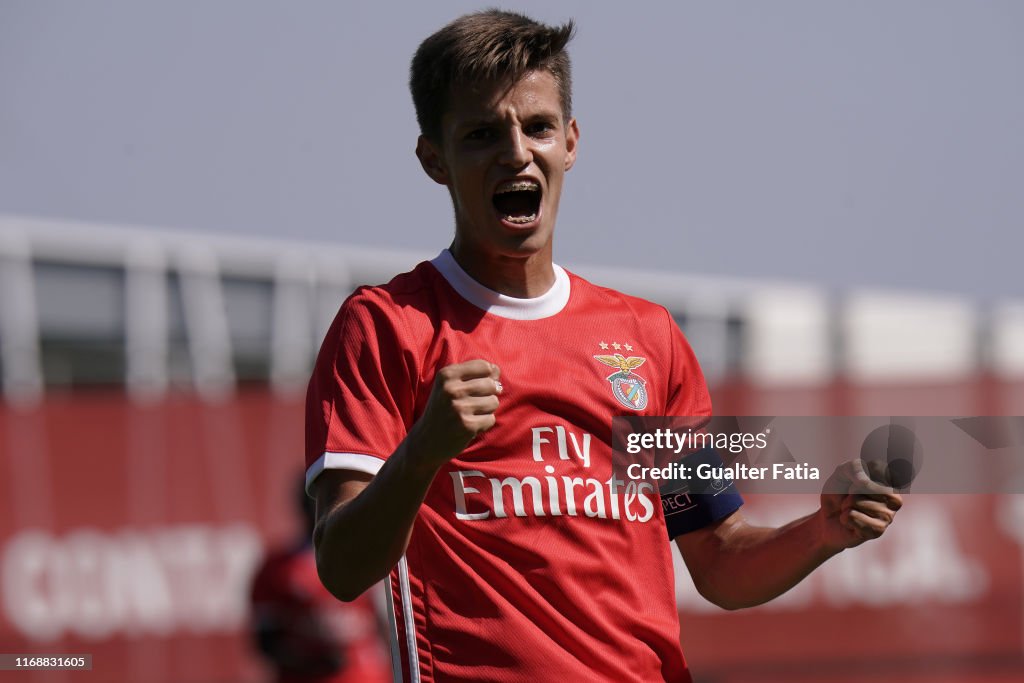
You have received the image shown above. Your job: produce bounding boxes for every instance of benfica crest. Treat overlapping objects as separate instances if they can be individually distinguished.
[593,353,649,411]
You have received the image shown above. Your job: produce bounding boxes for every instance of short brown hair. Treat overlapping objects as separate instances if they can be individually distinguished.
[410,10,576,142]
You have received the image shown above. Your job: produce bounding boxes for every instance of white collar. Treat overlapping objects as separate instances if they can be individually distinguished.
[430,249,570,320]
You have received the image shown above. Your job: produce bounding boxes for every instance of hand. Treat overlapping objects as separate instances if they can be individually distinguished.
[819,459,903,552]
[409,360,502,469]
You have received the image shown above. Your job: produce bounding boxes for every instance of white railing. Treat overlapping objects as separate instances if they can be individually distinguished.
[1,214,1021,403]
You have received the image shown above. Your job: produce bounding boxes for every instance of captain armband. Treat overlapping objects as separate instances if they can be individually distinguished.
[659,446,744,539]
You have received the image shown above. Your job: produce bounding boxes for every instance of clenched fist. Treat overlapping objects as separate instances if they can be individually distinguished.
[409,360,502,469]
[820,459,903,551]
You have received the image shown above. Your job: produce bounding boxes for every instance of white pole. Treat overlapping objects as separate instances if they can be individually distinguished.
[125,239,169,402]
[0,227,43,406]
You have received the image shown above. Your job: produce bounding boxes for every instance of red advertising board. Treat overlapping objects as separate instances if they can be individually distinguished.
[2,380,1023,682]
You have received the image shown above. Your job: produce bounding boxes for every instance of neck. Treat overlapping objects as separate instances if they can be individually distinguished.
[449,241,555,298]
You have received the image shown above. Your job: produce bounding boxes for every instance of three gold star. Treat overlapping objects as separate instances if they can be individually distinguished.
[598,341,635,351]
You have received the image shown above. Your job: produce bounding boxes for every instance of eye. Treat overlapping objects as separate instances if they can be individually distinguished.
[526,121,556,137]
[465,128,495,142]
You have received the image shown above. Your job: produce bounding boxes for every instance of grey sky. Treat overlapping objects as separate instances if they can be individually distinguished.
[2,1,1022,300]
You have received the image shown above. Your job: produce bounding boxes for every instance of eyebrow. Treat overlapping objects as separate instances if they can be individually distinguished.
[456,112,561,130]
[458,119,498,129]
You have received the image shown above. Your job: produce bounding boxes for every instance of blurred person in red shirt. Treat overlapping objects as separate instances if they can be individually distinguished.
[250,477,391,683]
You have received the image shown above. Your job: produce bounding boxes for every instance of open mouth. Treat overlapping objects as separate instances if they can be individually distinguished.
[492,180,541,225]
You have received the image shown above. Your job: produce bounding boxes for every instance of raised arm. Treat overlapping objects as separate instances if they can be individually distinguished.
[675,460,903,610]
[310,360,501,601]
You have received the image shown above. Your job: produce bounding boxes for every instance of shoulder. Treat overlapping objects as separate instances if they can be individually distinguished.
[565,269,676,326]
[311,260,449,388]
[325,259,448,340]
[340,260,441,317]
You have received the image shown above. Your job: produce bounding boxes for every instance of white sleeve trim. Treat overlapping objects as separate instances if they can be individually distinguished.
[305,451,385,492]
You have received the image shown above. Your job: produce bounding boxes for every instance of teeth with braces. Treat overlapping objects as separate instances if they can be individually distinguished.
[495,180,539,194]
[503,213,537,224]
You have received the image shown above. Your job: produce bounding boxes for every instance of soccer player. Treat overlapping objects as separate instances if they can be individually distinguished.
[306,10,902,683]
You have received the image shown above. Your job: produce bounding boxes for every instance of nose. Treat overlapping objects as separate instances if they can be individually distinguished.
[498,128,531,168]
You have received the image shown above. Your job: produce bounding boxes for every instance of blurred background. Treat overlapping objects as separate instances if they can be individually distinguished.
[1,1,1023,682]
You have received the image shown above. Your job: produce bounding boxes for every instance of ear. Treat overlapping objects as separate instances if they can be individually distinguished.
[564,118,579,171]
[416,135,449,186]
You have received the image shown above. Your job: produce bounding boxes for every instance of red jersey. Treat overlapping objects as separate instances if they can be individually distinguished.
[250,544,392,683]
[306,251,712,683]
